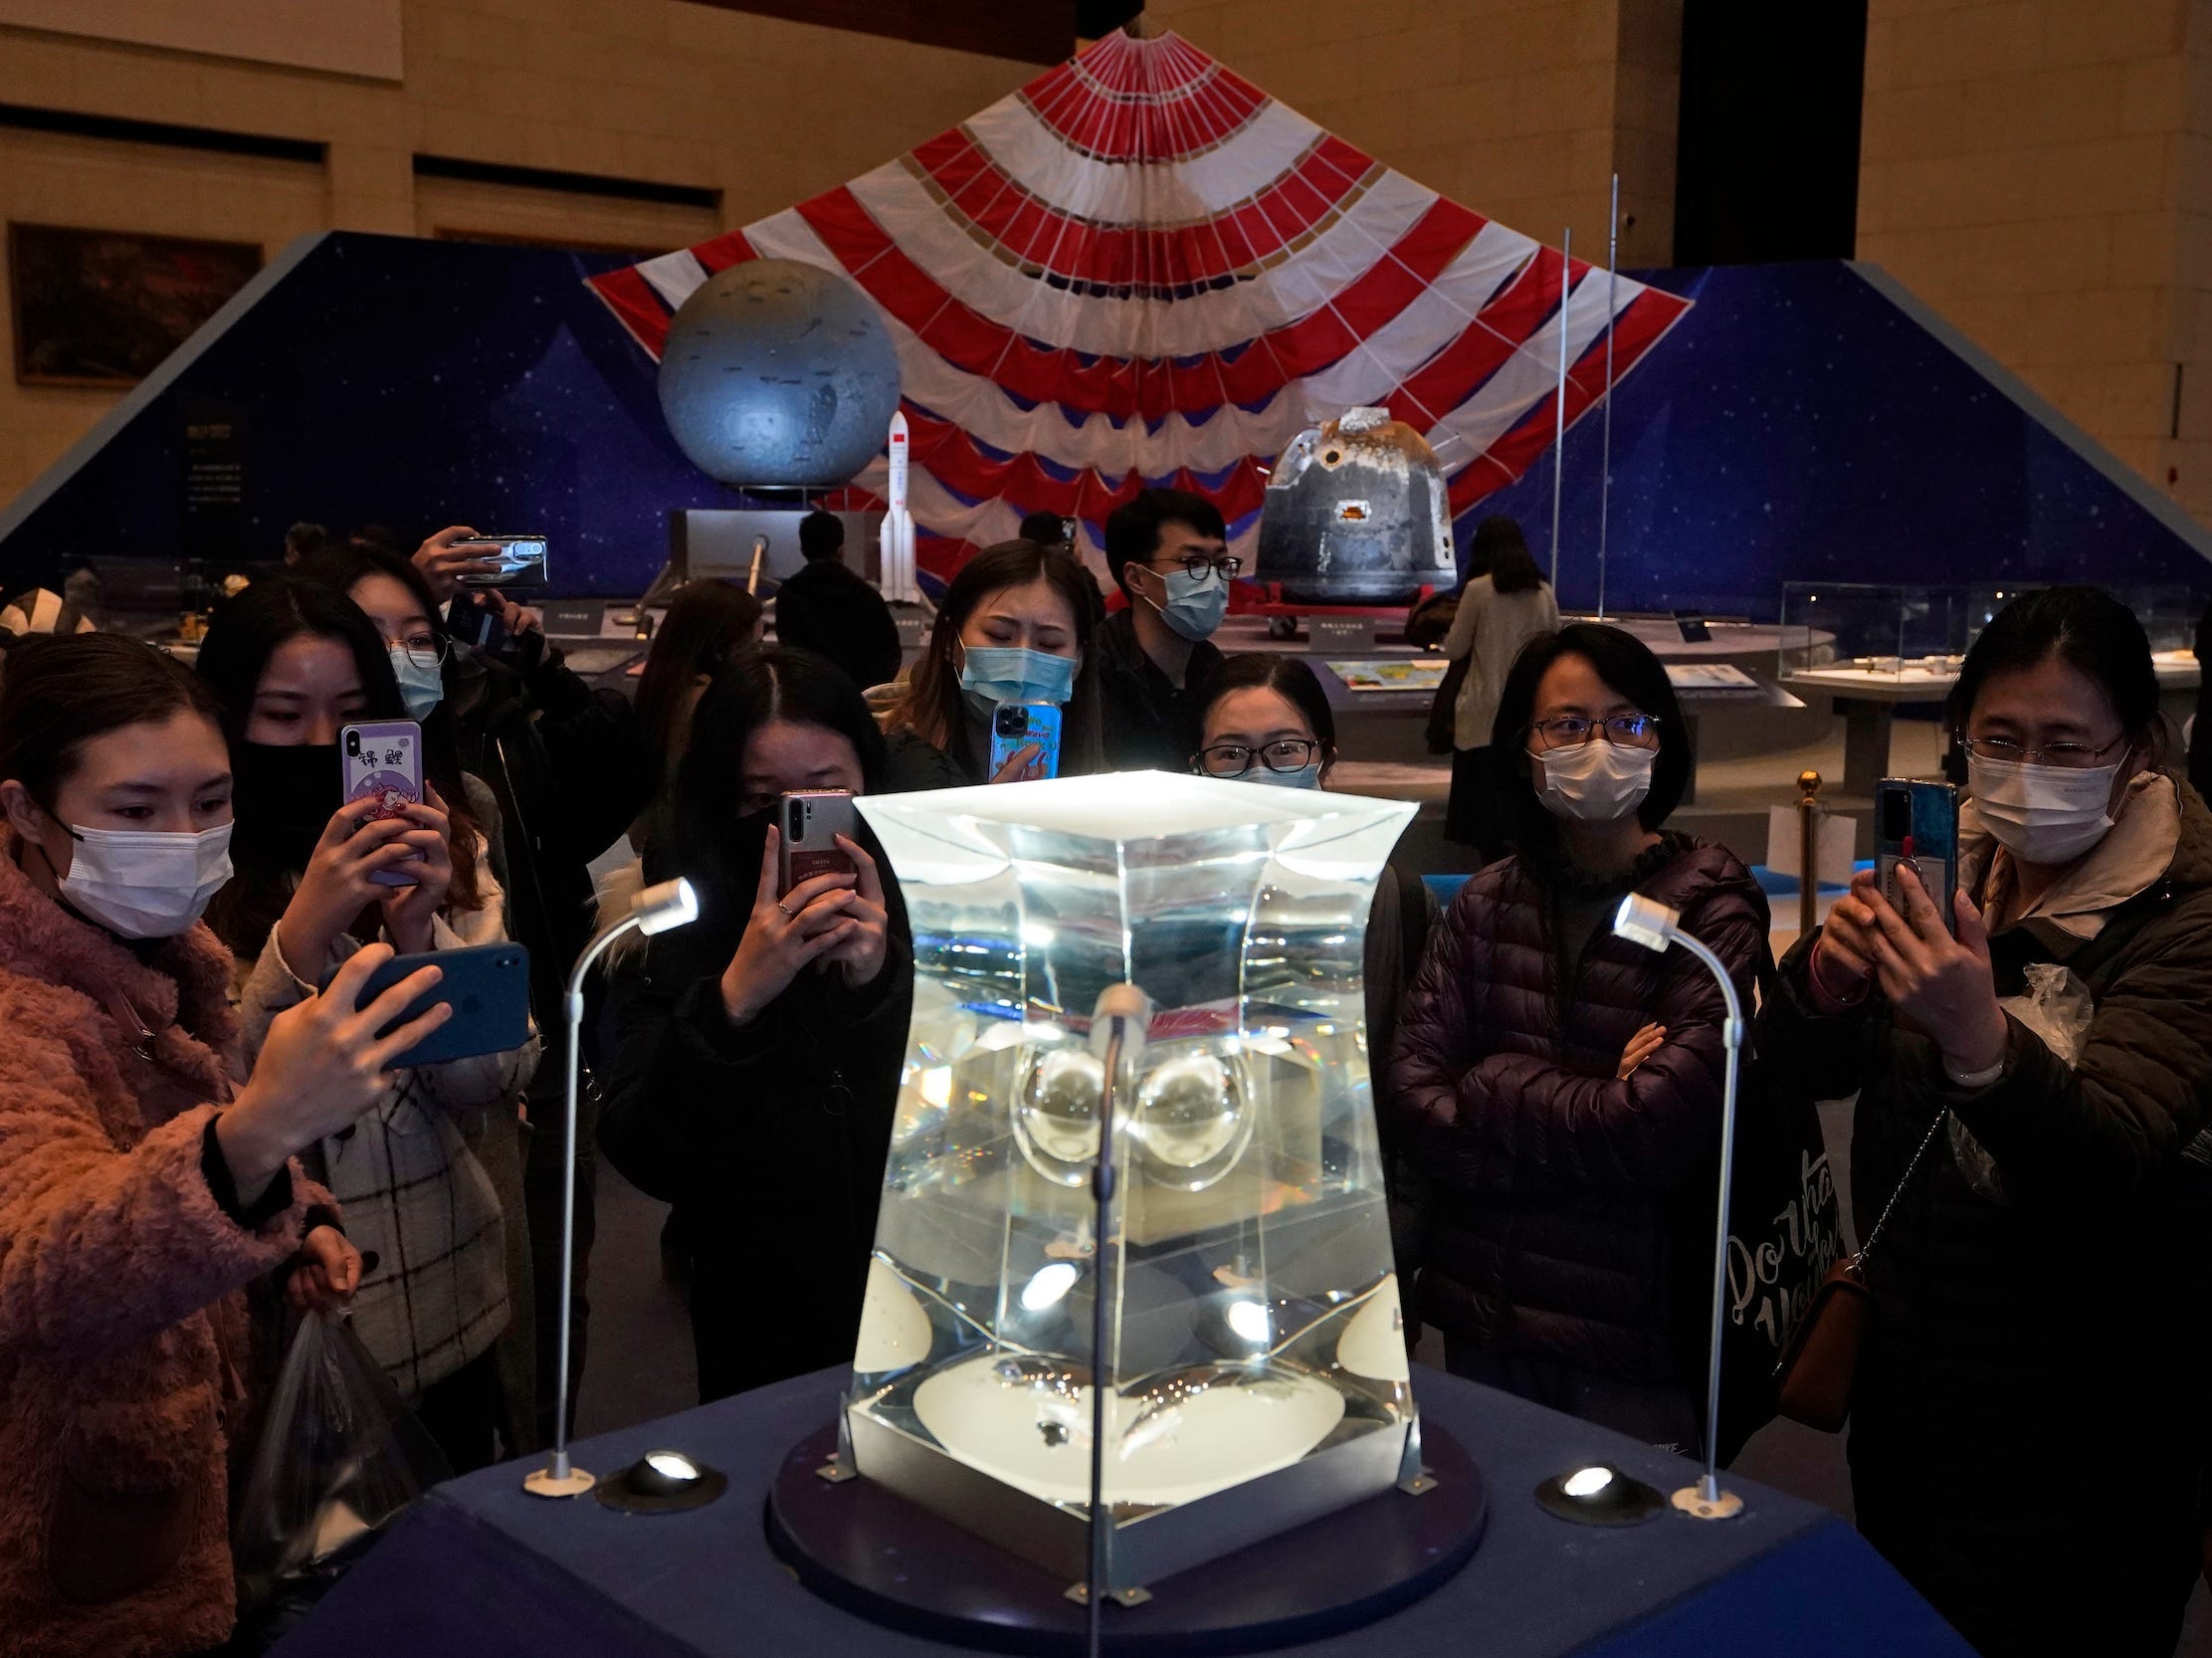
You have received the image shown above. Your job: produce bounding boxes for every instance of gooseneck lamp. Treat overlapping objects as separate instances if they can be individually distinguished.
[1610,892,1746,1522]
[525,877,700,1499]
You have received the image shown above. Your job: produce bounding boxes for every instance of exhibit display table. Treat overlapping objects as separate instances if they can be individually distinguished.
[272,1365,1969,1658]
[1779,668,1958,795]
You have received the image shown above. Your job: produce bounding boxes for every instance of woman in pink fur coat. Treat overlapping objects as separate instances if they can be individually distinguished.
[0,634,450,1658]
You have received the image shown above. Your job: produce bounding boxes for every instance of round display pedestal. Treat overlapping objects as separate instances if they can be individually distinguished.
[765,1420,1487,1656]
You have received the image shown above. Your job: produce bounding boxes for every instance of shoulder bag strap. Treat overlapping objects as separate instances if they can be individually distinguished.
[1855,1109,1946,1266]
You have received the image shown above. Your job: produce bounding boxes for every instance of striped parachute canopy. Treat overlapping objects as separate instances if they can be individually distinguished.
[587,28,1691,586]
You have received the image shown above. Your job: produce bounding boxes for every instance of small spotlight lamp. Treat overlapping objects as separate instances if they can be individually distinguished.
[525,878,699,1499]
[1533,1461,1664,1527]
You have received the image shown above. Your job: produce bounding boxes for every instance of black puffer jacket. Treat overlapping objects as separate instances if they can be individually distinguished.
[1762,772,2212,1658]
[446,641,640,1057]
[1390,836,1767,1382]
[596,846,907,1403]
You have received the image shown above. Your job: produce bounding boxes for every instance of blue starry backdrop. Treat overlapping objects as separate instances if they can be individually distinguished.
[2,236,2206,614]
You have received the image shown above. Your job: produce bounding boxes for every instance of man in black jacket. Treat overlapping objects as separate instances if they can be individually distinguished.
[772,511,904,691]
[1098,489,1234,770]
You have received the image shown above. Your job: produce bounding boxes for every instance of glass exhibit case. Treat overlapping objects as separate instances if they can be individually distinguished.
[1784,582,2210,689]
[847,774,1419,1592]
[1776,582,1968,686]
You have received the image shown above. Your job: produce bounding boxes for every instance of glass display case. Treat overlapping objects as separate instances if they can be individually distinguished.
[1777,582,1968,687]
[1965,584,2204,655]
[2111,586,2205,657]
[847,774,1418,1592]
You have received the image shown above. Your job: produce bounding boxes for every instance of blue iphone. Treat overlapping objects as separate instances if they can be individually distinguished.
[1876,778,1959,938]
[319,941,532,1070]
[989,702,1063,779]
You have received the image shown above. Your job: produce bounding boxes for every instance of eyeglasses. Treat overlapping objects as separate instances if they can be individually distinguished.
[1526,715,1662,752]
[390,632,450,670]
[1149,554,1243,582]
[1961,733,2126,769]
[1197,738,1319,777]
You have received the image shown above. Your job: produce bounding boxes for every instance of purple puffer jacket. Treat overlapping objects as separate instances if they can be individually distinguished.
[1390,835,1769,1384]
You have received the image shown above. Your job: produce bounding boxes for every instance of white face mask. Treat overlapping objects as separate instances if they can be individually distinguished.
[1533,739,1656,823]
[55,821,234,938]
[1967,753,2124,866]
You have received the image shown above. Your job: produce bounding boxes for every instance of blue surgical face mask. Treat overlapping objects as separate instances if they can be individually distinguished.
[959,645,1078,721]
[1253,761,1324,790]
[1146,567,1230,643]
[389,645,444,721]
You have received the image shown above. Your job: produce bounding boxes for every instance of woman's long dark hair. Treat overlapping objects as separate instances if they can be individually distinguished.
[1466,515,1536,588]
[668,647,887,922]
[195,575,484,953]
[889,540,1103,775]
[1490,622,1691,853]
[635,580,764,780]
[0,633,224,811]
[1947,585,2165,766]
[1472,516,1544,595]
[1194,653,1337,761]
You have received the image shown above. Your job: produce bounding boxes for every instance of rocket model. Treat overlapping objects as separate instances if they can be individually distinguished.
[878,410,919,603]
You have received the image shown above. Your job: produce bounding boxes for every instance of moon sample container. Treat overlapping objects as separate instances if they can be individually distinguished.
[1254,406,1457,605]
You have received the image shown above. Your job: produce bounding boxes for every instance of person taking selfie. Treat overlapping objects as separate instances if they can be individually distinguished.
[0,633,443,1658]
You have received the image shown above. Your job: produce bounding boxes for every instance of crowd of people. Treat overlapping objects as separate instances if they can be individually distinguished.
[2,497,2208,1658]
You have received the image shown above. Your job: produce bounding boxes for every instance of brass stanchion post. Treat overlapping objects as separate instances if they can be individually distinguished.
[1797,770,1823,938]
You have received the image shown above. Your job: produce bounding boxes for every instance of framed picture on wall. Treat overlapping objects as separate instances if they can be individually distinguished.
[9,222,263,387]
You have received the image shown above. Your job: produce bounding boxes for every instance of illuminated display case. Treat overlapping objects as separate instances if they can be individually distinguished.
[1784,582,2209,689]
[847,774,1418,1592]
[1776,582,1968,686]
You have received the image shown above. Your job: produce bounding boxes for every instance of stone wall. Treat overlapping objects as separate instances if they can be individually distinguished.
[1856,0,2210,520]
[0,0,1037,506]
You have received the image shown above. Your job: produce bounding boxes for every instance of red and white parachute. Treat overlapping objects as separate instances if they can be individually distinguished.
[588,28,1690,583]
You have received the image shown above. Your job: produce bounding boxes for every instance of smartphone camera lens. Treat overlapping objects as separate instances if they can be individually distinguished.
[996,706,1025,736]
[789,799,805,839]
[346,730,360,756]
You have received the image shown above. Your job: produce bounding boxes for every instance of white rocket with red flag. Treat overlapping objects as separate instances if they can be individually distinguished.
[878,410,918,603]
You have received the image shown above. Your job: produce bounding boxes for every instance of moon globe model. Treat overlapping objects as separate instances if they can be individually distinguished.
[655,259,902,486]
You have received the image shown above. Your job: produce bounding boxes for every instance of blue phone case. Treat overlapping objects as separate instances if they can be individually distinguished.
[989,702,1063,778]
[318,941,532,1070]
[1876,779,1959,937]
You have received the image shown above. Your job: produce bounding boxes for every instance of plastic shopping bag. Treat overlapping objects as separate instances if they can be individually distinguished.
[231,1311,452,1612]
[1952,962,2097,1203]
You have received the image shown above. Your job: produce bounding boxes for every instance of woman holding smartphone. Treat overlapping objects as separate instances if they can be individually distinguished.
[196,575,539,1472]
[0,633,445,1658]
[1761,586,2212,1657]
[882,539,1103,789]
[598,648,905,1401]
[1391,624,1768,1452]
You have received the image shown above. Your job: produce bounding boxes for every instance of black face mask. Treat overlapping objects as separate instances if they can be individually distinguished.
[231,742,341,870]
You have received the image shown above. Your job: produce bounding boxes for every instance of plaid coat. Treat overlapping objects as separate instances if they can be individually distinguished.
[234,865,538,1400]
